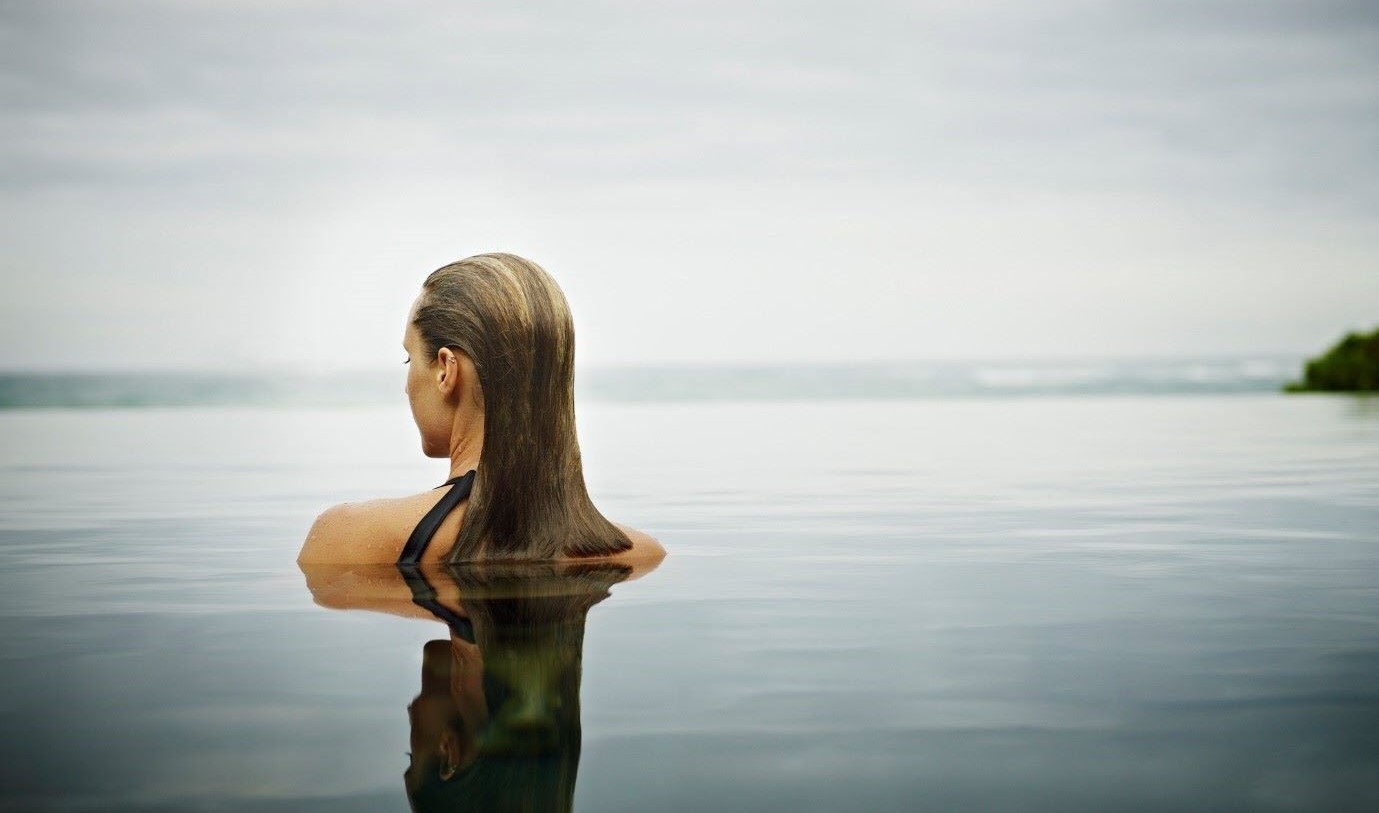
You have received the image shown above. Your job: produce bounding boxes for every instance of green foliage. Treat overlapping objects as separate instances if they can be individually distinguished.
[1284,326,1379,392]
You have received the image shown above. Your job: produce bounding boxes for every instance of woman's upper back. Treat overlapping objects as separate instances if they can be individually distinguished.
[296,477,664,567]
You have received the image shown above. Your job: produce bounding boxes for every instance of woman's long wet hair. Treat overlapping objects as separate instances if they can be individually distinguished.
[411,253,633,563]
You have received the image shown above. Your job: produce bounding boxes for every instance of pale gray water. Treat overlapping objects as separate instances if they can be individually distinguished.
[1,394,1377,811]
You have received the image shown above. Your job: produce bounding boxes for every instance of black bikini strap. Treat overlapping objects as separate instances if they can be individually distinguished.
[398,565,476,644]
[397,469,476,565]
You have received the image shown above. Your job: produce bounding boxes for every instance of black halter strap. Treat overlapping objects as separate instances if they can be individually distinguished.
[397,469,477,565]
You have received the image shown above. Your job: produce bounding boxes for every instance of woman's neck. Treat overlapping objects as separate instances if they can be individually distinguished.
[446,410,484,481]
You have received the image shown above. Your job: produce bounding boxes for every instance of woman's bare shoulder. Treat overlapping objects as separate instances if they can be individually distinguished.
[297,492,435,565]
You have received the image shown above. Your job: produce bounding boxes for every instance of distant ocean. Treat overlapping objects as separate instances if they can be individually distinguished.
[0,355,1309,408]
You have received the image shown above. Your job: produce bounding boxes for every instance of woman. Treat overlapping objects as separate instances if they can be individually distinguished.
[297,252,665,565]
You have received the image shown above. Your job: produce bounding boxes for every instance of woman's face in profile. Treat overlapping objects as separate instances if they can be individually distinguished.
[403,295,448,458]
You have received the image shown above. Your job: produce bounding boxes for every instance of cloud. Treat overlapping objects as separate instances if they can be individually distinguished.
[1,1,1376,368]
[4,1,1375,202]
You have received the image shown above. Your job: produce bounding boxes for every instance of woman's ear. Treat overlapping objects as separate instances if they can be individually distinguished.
[436,347,483,409]
[435,347,460,399]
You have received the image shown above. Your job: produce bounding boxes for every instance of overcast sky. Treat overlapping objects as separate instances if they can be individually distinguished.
[2,0,1376,371]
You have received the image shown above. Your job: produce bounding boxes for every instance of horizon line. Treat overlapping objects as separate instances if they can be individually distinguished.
[0,352,1311,376]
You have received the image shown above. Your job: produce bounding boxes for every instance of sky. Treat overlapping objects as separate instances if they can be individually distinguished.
[2,0,1376,371]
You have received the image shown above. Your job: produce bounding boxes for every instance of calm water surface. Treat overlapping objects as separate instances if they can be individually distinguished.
[1,395,1377,811]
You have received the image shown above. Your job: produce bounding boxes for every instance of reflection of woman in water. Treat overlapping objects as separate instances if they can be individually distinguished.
[403,563,630,812]
[299,558,656,812]
[297,252,665,566]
